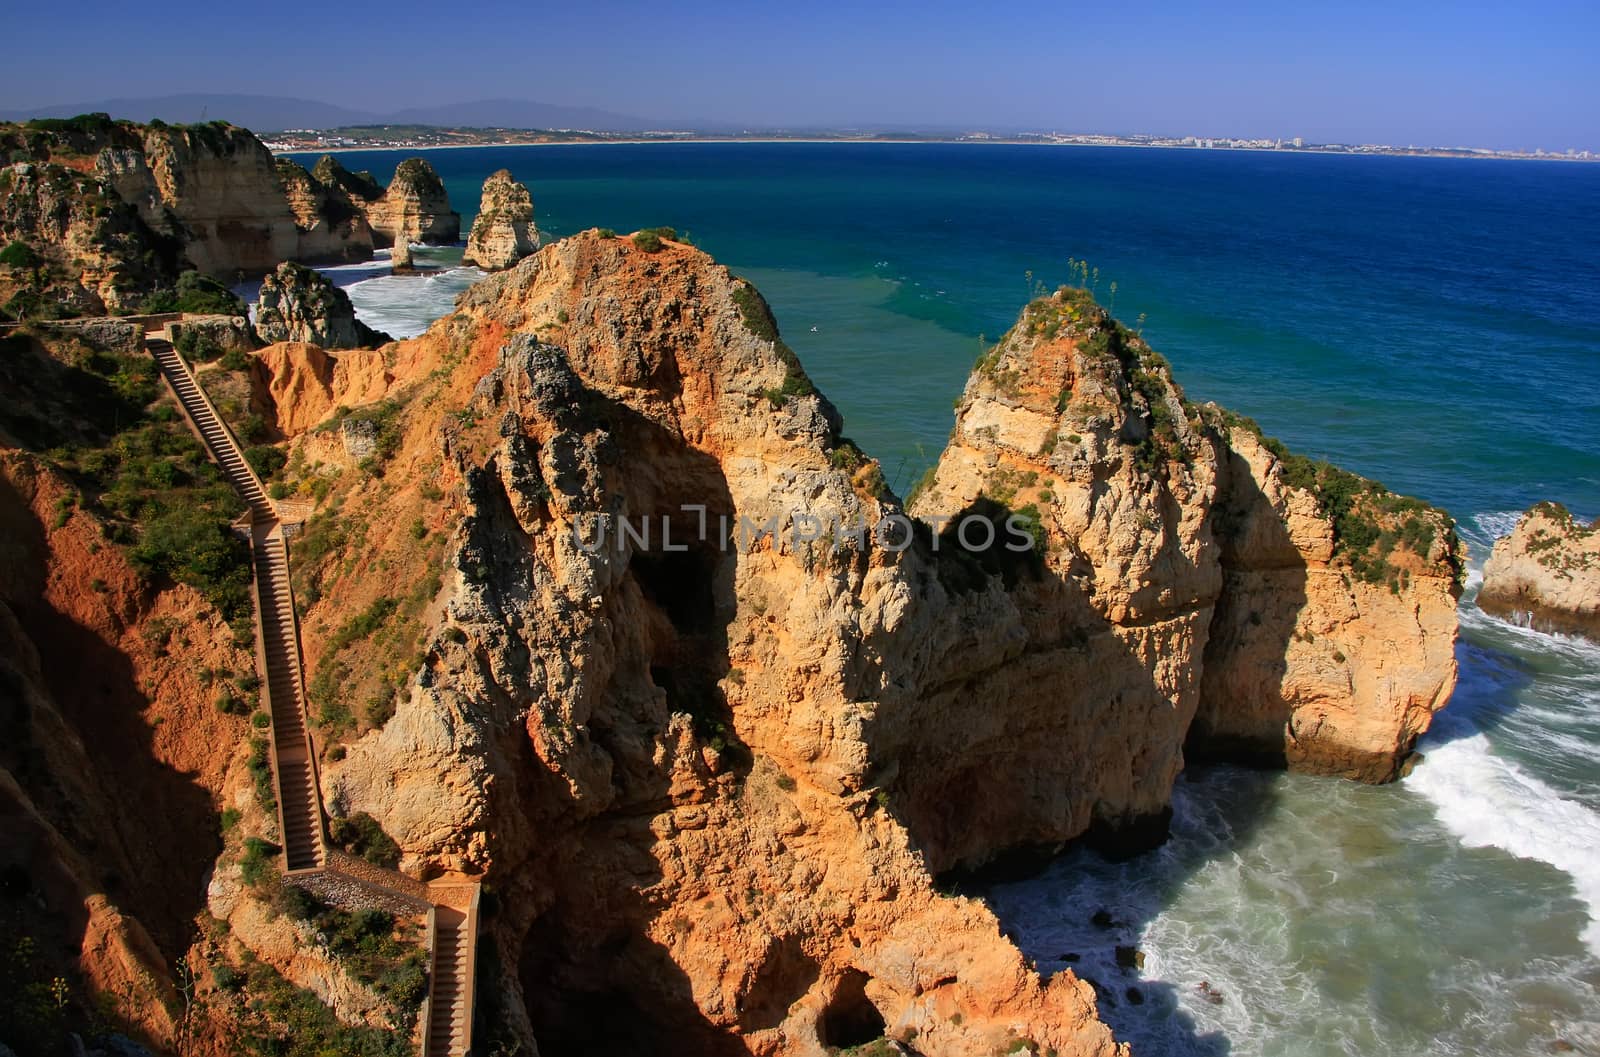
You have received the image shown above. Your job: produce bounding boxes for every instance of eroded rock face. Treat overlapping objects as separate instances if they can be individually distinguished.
[463,169,539,271]
[0,161,177,313]
[364,158,460,246]
[1192,424,1462,780]
[254,261,390,349]
[274,238,1459,1055]
[0,451,255,1049]
[276,159,376,264]
[0,119,377,315]
[1480,502,1600,640]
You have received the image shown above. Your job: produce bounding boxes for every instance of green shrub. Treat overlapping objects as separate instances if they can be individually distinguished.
[0,241,41,268]
[246,737,275,813]
[238,960,417,1054]
[141,270,247,316]
[327,596,399,652]
[128,506,252,622]
[174,327,225,363]
[218,347,250,372]
[239,837,278,886]
[245,445,287,479]
[329,813,402,869]
[210,963,244,991]
[631,230,664,253]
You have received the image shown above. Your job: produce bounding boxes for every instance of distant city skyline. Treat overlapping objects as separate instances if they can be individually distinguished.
[4,0,1597,154]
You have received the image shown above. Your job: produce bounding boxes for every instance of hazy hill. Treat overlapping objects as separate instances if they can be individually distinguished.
[0,93,657,132]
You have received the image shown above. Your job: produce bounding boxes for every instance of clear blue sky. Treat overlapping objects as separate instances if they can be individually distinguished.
[5,0,1596,151]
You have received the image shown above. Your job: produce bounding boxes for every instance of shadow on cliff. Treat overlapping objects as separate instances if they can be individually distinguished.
[878,443,1322,1054]
[0,474,221,998]
[472,389,754,1056]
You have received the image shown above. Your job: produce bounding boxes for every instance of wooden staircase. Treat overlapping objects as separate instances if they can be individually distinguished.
[150,330,478,1055]
[252,526,326,872]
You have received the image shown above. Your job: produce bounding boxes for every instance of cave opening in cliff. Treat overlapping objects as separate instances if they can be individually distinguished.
[818,969,886,1049]
[630,543,719,635]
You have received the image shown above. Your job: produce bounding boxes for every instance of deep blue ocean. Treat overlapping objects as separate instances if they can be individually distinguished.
[287,143,1600,1056]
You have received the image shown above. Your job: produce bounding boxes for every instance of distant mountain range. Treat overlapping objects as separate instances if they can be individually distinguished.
[0,93,664,133]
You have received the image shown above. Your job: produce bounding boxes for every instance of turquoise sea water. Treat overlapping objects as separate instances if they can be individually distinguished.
[288,144,1600,1055]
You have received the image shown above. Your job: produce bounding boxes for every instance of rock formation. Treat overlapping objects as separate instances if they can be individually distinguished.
[254,261,390,349]
[363,157,460,247]
[275,158,376,263]
[0,230,1462,1057]
[0,117,385,318]
[94,121,310,275]
[236,237,1458,1054]
[1480,502,1600,640]
[463,169,539,270]
[390,235,414,272]
[0,160,178,314]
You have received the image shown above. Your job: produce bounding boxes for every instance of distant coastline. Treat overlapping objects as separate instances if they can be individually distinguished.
[272,132,1599,164]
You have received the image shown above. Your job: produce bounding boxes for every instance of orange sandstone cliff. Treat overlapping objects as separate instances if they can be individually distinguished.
[0,233,1461,1056]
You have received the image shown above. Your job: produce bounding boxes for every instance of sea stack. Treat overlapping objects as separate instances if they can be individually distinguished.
[391,236,414,273]
[1479,502,1600,640]
[364,157,460,246]
[462,169,540,270]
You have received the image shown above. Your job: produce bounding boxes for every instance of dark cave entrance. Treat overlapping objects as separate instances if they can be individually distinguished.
[818,969,886,1049]
[630,543,720,634]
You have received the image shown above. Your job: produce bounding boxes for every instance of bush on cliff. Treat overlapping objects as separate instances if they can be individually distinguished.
[139,270,246,316]
[0,240,41,268]
[329,813,402,869]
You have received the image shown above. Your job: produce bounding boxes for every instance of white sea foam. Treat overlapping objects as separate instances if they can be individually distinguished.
[1464,509,1524,550]
[1409,721,1600,954]
[1409,595,1600,957]
[343,265,484,339]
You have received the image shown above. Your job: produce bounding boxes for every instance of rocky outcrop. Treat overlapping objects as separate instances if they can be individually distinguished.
[390,236,414,272]
[363,158,459,247]
[0,119,378,314]
[275,159,375,263]
[1190,420,1461,780]
[462,169,539,270]
[239,238,1459,1056]
[0,161,178,314]
[98,122,306,276]
[1480,502,1600,640]
[254,261,390,350]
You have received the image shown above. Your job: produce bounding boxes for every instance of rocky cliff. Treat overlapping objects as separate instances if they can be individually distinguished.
[0,160,178,315]
[228,234,1458,1055]
[363,158,460,247]
[1479,502,1600,640]
[0,232,1462,1057]
[254,261,391,349]
[0,116,389,319]
[275,159,377,263]
[462,169,539,270]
